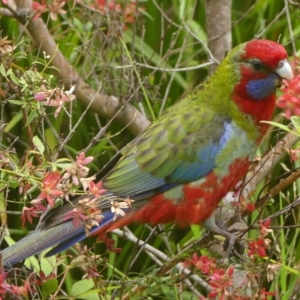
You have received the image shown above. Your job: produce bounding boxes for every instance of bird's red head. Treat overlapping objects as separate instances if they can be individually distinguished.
[233,39,293,133]
[242,39,289,71]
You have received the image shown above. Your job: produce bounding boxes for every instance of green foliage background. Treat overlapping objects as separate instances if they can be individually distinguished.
[1,0,300,299]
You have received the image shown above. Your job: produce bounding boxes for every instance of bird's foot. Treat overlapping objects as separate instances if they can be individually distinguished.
[203,217,245,259]
[220,229,245,260]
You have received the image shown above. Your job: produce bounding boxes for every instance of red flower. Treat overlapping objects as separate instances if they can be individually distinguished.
[21,206,41,226]
[230,196,255,213]
[277,75,300,118]
[32,0,48,19]
[94,0,143,30]
[259,288,276,300]
[183,253,215,274]
[208,266,234,299]
[0,272,11,295]
[89,181,106,197]
[258,218,271,236]
[63,208,89,227]
[30,200,47,212]
[248,237,268,258]
[82,265,101,279]
[34,172,63,207]
[10,284,29,297]
[32,0,66,20]
[290,55,300,75]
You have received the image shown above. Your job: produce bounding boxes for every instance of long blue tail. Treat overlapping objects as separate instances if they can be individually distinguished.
[1,209,117,267]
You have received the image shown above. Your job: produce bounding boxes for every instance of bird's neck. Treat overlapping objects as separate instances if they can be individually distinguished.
[233,86,276,137]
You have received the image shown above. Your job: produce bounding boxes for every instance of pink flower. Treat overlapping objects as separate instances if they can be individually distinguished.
[33,172,63,207]
[89,181,106,197]
[277,75,300,118]
[21,206,41,226]
[63,208,89,227]
[34,85,75,118]
[0,272,11,294]
[48,0,66,21]
[82,265,101,279]
[63,153,94,186]
[32,0,66,20]
[34,91,47,101]
[290,148,300,161]
[183,254,215,274]
[258,219,271,236]
[208,266,234,299]
[76,152,94,165]
[32,0,48,19]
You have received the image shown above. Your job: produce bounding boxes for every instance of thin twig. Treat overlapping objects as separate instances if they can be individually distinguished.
[12,0,150,136]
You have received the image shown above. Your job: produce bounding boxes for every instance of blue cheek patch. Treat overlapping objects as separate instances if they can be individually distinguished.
[246,74,277,100]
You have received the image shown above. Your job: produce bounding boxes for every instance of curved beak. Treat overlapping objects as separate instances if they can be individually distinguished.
[276,60,294,81]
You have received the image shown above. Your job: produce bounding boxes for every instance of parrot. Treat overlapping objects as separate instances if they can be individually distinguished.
[1,39,293,267]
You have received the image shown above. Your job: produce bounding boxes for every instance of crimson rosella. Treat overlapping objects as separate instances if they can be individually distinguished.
[1,39,293,266]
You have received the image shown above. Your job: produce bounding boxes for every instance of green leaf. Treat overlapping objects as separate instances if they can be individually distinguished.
[25,109,38,126]
[40,254,57,277]
[161,284,173,295]
[262,121,292,133]
[7,69,21,86]
[190,224,201,239]
[33,136,45,154]
[291,116,300,134]
[8,178,19,188]
[4,236,16,246]
[178,0,186,20]
[24,256,41,272]
[73,17,84,33]
[3,111,23,132]
[23,249,57,275]
[71,279,94,296]
[7,100,24,105]
[0,64,7,78]
[180,291,199,299]
[42,278,59,298]
[74,289,102,300]
[53,162,72,169]
[53,158,71,163]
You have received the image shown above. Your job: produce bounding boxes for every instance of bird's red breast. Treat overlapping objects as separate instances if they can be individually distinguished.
[94,158,251,238]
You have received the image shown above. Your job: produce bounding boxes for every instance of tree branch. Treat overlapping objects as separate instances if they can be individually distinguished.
[205,0,232,73]
[13,0,150,136]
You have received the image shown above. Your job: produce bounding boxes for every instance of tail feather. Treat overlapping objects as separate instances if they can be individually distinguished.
[2,221,75,266]
[1,211,116,267]
[45,211,116,257]
[1,180,168,266]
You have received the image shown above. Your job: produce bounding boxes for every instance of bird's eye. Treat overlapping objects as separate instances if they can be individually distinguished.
[251,60,263,71]
[277,60,285,68]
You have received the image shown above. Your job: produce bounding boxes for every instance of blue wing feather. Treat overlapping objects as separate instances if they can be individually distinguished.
[104,119,234,195]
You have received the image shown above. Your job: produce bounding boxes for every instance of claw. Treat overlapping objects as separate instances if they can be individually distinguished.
[203,215,244,258]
